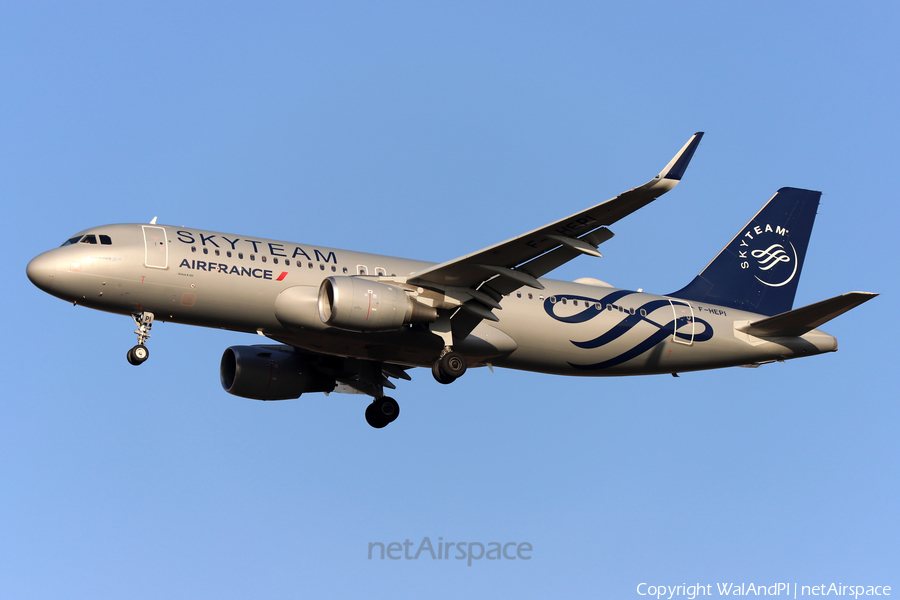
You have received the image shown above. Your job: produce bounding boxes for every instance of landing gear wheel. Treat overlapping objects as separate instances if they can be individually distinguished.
[432,351,467,384]
[365,396,400,429]
[127,345,149,366]
[432,361,457,385]
[378,396,400,422]
[365,403,387,428]
[440,351,467,378]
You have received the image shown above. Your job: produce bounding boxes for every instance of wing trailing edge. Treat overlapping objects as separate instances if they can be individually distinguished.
[408,132,704,290]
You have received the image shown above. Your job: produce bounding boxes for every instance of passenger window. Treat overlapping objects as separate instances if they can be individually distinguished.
[203,248,209,254]
[192,246,197,253]
[528,293,533,300]
[238,252,244,259]
[99,235,112,245]
[516,292,521,298]
[80,235,97,244]
[250,255,255,261]
[606,304,613,311]
[296,260,302,267]
[215,249,220,256]
[308,262,313,269]
[343,267,348,274]
[273,258,278,264]
[640,309,647,317]
[320,264,325,270]
[573,300,578,306]
[261,256,267,263]
[331,266,336,272]
[227,251,232,258]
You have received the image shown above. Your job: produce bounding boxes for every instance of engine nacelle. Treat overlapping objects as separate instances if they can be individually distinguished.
[220,345,335,400]
[317,277,438,332]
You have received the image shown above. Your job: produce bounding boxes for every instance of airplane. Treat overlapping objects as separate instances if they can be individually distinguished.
[26,133,877,428]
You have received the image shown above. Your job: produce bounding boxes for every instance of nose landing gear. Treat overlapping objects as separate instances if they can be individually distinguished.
[127,312,154,366]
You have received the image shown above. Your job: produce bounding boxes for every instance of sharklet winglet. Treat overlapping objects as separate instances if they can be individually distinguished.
[659,132,704,181]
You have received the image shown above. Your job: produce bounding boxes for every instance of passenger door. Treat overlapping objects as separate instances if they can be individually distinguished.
[142,226,168,269]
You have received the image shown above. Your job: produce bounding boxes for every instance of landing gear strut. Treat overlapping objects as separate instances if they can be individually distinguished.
[365,396,400,429]
[432,349,467,384]
[127,312,154,366]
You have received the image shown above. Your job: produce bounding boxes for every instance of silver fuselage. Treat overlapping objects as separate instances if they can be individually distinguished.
[27,223,837,375]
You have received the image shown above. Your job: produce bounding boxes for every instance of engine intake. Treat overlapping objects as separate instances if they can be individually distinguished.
[317,277,437,332]
[220,345,335,400]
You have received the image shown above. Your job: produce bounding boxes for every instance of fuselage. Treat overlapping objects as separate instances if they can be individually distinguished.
[26,223,838,376]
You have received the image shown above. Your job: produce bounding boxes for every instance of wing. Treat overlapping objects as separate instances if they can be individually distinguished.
[406,133,704,324]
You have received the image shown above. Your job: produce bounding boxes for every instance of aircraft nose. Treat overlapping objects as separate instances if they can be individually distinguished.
[26,252,55,291]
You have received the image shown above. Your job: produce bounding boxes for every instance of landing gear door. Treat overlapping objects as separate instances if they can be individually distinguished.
[669,299,695,346]
[142,226,168,269]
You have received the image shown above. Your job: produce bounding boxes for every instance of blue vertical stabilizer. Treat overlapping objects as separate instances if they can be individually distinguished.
[670,187,821,316]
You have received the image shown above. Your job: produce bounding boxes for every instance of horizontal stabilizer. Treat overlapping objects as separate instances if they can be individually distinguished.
[736,292,877,337]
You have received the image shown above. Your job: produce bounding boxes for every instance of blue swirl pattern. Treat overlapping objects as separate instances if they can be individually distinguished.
[543,292,714,370]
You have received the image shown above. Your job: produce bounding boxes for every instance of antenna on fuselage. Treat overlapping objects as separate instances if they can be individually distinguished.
[150,217,158,224]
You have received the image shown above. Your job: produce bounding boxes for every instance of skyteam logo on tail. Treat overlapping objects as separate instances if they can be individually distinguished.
[739,223,798,288]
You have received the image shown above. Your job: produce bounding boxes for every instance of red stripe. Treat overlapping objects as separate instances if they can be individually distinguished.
[276,272,288,281]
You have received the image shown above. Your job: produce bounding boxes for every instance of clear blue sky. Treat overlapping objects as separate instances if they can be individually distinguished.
[2,2,896,598]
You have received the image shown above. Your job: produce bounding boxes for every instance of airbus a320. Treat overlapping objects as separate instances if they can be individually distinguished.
[27,133,876,428]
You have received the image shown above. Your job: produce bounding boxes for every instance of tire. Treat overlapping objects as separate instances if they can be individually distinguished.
[439,351,467,379]
[432,361,456,385]
[126,348,137,365]
[365,402,389,429]
[378,396,400,423]
[130,345,149,364]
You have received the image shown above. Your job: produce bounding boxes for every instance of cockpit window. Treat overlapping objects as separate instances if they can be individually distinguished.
[60,233,112,247]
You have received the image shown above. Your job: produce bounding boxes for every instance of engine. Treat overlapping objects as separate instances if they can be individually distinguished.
[317,277,437,332]
[220,345,335,400]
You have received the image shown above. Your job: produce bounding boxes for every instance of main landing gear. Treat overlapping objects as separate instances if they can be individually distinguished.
[365,396,400,429]
[364,350,467,428]
[353,350,469,429]
[432,349,467,385]
[126,311,154,366]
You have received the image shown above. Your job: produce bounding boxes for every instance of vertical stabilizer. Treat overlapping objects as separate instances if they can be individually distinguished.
[670,187,821,316]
